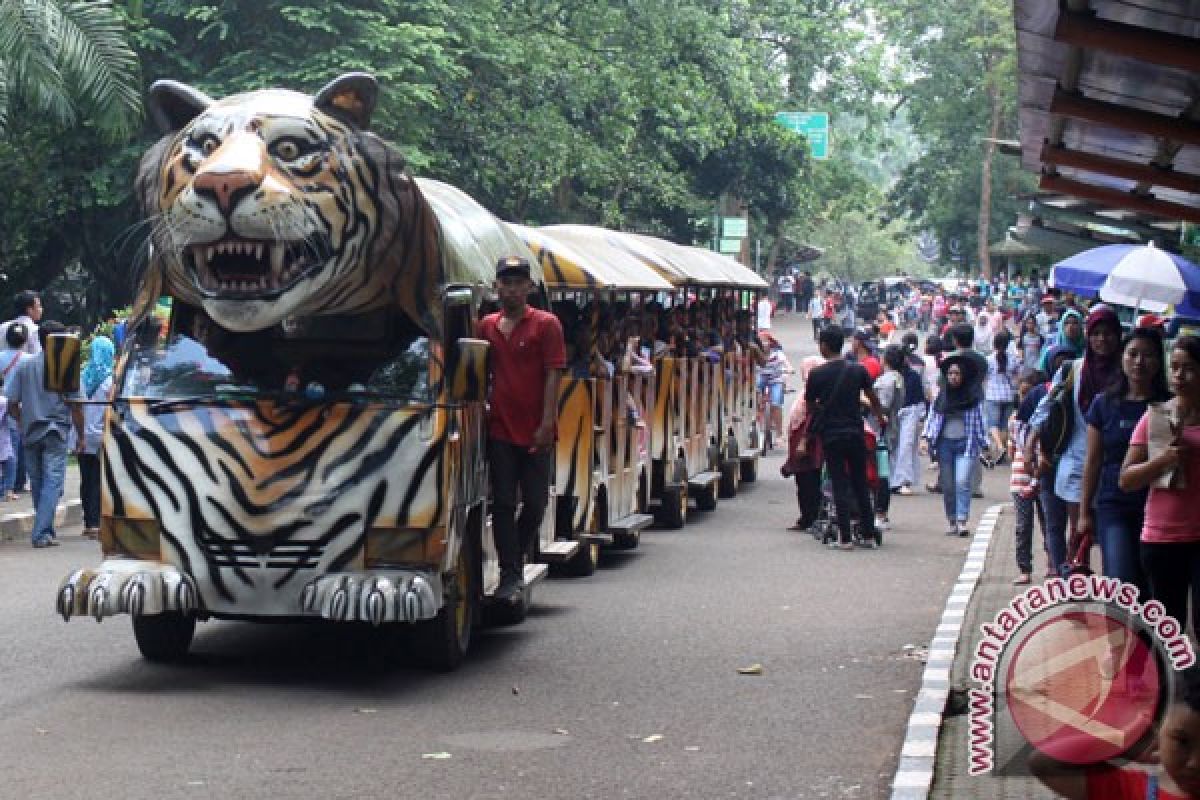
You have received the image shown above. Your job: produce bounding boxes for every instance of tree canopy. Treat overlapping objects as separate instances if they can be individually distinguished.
[0,0,1029,325]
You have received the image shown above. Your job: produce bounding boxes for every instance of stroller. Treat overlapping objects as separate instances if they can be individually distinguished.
[810,424,884,548]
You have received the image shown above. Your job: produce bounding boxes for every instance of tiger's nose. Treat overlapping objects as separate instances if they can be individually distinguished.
[193,169,258,215]
[192,135,266,215]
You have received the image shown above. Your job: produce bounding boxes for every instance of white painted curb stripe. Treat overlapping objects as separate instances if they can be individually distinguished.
[889,503,1006,800]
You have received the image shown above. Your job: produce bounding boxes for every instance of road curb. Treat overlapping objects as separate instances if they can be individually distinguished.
[0,500,83,542]
[889,502,1005,800]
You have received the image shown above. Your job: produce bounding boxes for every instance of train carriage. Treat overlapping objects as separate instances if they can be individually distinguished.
[514,225,672,563]
[604,233,768,522]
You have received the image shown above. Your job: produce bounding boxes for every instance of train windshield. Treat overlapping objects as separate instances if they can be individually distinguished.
[118,305,434,405]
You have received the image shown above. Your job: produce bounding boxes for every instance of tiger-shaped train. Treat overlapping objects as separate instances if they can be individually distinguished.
[53,72,766,670]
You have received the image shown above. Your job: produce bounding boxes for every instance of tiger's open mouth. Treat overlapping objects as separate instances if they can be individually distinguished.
[185,238,329,297]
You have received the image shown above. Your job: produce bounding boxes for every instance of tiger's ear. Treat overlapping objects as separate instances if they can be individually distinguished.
[147,80,214,134]
[314,72,378,129]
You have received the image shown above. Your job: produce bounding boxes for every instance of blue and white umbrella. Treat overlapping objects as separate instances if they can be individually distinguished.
[1050,242,1200,313]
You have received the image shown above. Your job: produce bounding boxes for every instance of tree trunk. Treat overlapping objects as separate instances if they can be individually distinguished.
[977,66,1002,280]
[764,220,783,275]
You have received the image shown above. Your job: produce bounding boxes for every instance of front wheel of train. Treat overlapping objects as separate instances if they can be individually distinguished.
[132,612,196,663]
[695,480,718,511]
[415,540,478,671]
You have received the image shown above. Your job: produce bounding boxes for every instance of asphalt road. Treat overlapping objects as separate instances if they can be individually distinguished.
[0,315,1001,800]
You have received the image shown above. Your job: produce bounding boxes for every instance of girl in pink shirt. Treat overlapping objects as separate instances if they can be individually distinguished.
[1121,335,1200,634]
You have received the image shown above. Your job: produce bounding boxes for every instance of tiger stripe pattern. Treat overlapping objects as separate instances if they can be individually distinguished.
[554,377,596,534]
[101,400,469,617]
[43,334,81,393]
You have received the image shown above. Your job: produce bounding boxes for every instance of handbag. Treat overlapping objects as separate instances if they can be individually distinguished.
[781,412,823,476]
[1146,399,1187,490]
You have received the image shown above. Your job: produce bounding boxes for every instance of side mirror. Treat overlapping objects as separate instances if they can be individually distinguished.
[447,338,489,405]
[45,333,81,393]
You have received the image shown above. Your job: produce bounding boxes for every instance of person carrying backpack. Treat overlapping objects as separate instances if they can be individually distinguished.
[1028,306,1122,576]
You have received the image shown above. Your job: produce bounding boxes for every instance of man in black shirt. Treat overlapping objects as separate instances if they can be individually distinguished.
[805,327,887,549]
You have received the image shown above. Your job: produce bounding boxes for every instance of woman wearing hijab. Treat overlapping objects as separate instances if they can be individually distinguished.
[921,353,989,536]
[78,336,114,539]
[1038,308,1085,373]
[1029,305,1122,575]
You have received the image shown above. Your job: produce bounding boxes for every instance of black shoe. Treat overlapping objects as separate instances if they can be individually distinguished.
[494,574,524,603]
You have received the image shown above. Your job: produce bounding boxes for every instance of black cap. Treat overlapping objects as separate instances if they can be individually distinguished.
[496,256,531,278]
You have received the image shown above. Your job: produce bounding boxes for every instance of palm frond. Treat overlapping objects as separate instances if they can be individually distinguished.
[0,0,74,128]
[50,1,142,138]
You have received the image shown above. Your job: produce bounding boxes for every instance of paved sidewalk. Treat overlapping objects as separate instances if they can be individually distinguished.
[0,465,83,543]
[928,502,1058,799]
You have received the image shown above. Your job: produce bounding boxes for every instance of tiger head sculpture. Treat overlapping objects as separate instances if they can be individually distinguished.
[137,73,440,334]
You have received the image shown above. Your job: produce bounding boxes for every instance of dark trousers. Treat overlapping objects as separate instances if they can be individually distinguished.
[1013,492,1041,575]
[11,424,25,492]
[78,453,102,529]
[1096,509,1147,600]
[821,434,875,544]
[793,469,821,528]
[488,439,552,579]
[875,476,890,517]
[1040,483,1068,576]
[1142,541,1200,636]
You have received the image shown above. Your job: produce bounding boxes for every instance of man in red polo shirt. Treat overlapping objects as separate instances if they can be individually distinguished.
[477,256,566,602]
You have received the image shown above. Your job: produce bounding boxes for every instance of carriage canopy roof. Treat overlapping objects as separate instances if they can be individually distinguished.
[418,178,543,287]
[604,232,767,290]
[512,224,673,291]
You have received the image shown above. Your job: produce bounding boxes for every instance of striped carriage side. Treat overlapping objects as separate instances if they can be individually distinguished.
[555,377,595,534]
[102,401,451,608]
[650,356,677,462]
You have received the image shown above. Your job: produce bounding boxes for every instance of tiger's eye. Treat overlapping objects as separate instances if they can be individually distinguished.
[275,140,300,161]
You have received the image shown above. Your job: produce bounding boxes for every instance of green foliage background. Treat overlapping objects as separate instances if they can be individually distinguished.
[0,0,1030,328]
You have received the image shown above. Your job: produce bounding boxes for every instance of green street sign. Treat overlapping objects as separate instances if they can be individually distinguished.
[775,111,830,160]
[722,217,748,238]
[718,238,742,254]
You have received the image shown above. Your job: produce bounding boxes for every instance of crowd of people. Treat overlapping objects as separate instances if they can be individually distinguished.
[0,290,112,549]
[778,275,1200,639]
